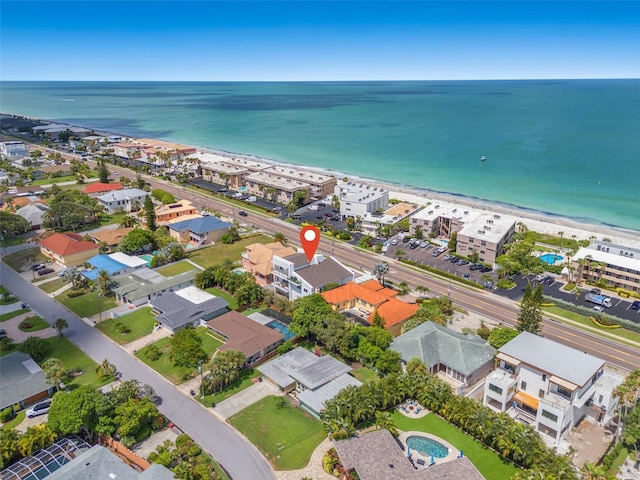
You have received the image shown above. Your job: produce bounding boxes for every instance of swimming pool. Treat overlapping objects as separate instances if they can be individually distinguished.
[540,253,563,264]
[406,435,449,458]
[267,320,296,341]
[139,254,154,266]
[238,186,247,191]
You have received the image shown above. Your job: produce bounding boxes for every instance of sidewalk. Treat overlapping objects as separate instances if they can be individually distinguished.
[122,326,171,354]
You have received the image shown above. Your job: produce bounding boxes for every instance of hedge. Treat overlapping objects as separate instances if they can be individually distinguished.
[544,295,640,334]
[399,259,483,289]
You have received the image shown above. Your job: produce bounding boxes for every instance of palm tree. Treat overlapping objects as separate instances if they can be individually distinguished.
[397,281,410,295]
[42,357,68,391]
[372,262,389,285]
[96,269,113,296]
[415,285,429,298]
[581,462,615,480]
[273,232,288,246]
[96,358,117,380]
[53,318,68,342]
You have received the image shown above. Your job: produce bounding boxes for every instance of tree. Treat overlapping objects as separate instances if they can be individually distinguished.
[47,384,106,440]
[372,262,389,285]
[405,358,428,375]
[98,160,109,183]
[273,231,288,246]
[516,283,544,335]
[144,195,156,231]
[290,294,333,338]
[169,328,207,369]
[19,336,49,362]
[18,424,57,457]
[448,231,457,252]
[415,285,429,299]
[114,398,161,445]
[0,428,20,468]
[119,227,155,254]
[96,269,114,296]
[95,358,117,380]
[371,310,386,329]
[488,327,520,349]
[43,358,68,392]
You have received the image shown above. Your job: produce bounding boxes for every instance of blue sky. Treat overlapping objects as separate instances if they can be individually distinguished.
[1,1,638,81]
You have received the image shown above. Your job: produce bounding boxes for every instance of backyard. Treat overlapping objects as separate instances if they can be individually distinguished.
[205,287,238,310]
[95,307,156,344]
[188,234,272,269]
[155,260,199,277]
[135,327,223,384]
[228,395,326,470]
[391,411,518,480]
[55,290,118,318]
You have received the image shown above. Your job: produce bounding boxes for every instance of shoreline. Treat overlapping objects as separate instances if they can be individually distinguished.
[3,112,639,246]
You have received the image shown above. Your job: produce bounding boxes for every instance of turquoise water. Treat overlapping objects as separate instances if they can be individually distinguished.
[267,320,295,341]
[540,253,564,264]
[406,435,449,458]
[1,80,638,230]
[139,254,154,266]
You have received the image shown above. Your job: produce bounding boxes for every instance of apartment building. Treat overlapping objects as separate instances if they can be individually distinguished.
[244,171,311,205]
[456,213,516,265]
[483,332,623,445]
[572,240,640,293]
[334,181,388,218]
[360,202,420,237]
[262,165,335,200]
[409,203,480,238]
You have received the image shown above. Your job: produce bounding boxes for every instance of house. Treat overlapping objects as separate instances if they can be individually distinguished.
[82,252,147,280]
[0,352,55,413]
[333,429,485,480]
[16,202,49,229]
[334,181,389,219]
[167,216,232,246]
[82,182,123,195]
[572,240,640,293]
[455,213,516,265]
[112,269,196,307]
[390,321,496,390]
[40,232,100,267]
[242,242,297,285]
[154,199,197,223]
[90,227,134,249]
[322,280,418,336]
[272,253,354,301]
[97,188,148,214]
[258,347,362,417]
[150,286,228,332]
[483,332,624,445]
[206,311,284,366]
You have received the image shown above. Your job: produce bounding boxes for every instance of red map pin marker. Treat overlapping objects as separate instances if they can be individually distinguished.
[300,225,320,262]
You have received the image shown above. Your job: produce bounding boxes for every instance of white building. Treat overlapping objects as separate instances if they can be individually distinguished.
[334,181,388,219]
[572,240,640,293]
[271,252,354,301]
[483,332,623,445]
[456,213,516,265]
[0,141,28,159]
[97,188,148,213]
[409,203,481,239]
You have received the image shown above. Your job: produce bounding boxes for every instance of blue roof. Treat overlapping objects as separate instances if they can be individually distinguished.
[83,255,127,280]
[168,216,231,234]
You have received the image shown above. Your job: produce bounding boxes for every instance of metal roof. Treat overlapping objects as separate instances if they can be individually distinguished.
[298,373,361,415]
[83,254,127,280]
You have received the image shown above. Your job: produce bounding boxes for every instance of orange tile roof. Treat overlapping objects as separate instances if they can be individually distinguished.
[90,227,133,246]
[245,242,297,276]
[322,281,397,307]
[1,197,31,210]
[83,182,123,194]
[367,299,419,328]
[40,232,99,256]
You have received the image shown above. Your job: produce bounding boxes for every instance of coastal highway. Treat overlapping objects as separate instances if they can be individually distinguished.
[98,163,640,372]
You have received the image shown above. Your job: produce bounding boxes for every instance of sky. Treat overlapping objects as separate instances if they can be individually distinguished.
[1,1,639,81]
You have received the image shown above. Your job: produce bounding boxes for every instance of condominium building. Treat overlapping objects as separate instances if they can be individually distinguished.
[334,182,388,218]
[244,171,311,205]
[360,202,421,237]
[262,165,335,200]
[572,240,640,293]
[456,213,516,265]
[409,203,480,238]
[483,332,623,445]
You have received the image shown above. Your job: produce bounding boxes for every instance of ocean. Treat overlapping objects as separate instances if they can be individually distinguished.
[1,80,639,231]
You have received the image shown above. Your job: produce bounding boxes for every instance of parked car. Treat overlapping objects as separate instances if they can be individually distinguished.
[469,263,484,271]
[31,264,44,271]
[590,288,601,295]
[456,259,470,266]
[38,268,55,276]
[462,273,471,280]
[448,256,459,263]
[631,301,640,311]
[0,329,6,339]
[238,211,248,217]
[480,266,492,273]
[443,254,453,261]
[593,305,604,312]
[402,236,411,243]
[26,400,52,418]
[391,239,398,246]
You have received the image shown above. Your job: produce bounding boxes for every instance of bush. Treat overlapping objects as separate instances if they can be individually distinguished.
[116,322,131,335]
[66,289,87,298]
[497,278,516,289]
[0,407,15,423]
[145,344,161,361]
[0,337,15,352]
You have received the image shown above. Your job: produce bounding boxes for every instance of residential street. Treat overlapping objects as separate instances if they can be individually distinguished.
[0,260,276,480]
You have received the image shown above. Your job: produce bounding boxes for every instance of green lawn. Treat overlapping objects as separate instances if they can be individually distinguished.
[39,278,68,294]
[44,337,112,387]
[95,307,156,344]
[0,309,30,322]
[0,285,19,305]
[135,327,223,384]
[188,234,272,269]
[351,367,380,384]
[155,260,198,277]
[2,247,47,272]
[55,290,117,318]
[1,411,25,431]
[0,237,27,248]
[19,316,49,332]
[391,412,518,480]
[198,368,261,406]
[204,287,238,310]
[228,396,326,470]
[32,175,79,186]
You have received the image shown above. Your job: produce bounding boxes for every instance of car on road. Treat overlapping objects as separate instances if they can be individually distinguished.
[26,400,52,418]
[38,268,54,276]
[238,211,248,217]
[631,301,640,311]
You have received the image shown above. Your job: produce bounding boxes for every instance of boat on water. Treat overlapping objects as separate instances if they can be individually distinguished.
[480,155,486,161]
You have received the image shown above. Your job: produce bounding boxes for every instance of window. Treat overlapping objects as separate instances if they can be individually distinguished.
[539,389,545,398]
[521,381,527,391]
[542,374,547,381]
[598,395,604,404]
[557,386,572,399]
[488,384,503,395]
[541,410,558,422]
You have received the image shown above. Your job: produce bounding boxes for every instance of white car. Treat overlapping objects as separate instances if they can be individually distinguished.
[592,305,604,312]
[391,239,398,245]
[26,400,52,418]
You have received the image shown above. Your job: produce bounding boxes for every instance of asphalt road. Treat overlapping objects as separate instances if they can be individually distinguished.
[0,261,276,480]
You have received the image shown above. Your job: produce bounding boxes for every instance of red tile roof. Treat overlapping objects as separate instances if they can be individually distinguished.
[367,299,419,328]
[83,182,123,194]
[40,233,99,256]
[321,280,397,308]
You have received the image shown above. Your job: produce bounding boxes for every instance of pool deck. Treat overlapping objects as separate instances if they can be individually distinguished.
[399,430,460,466]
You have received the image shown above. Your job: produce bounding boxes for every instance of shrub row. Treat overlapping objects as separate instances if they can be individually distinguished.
[399,259,483,289]
[590,317,622,329]
[544,295,640,334]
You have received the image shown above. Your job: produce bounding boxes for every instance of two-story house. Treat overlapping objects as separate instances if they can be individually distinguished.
[483,332,623,445]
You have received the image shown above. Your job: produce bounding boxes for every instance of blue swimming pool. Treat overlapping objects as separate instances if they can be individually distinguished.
[238,186,247,191]
[267,320,296,341]
[406,435,449,458]
[540,253,563,264]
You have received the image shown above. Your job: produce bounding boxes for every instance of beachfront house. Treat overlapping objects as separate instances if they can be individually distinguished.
[271,252,354,301]
[334,181,389,219]
[455,213,516,265]
[572,240,640,293]
[483,332,623,445]
[97,188,148,214]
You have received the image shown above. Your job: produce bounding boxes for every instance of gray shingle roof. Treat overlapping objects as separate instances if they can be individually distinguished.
[0,352,51,410]
[499,331,605,387]
[112,270,196,302]
[151,291,228,331]
[283,252,309,267]
[390,321,496,376]
[295,257,353,289]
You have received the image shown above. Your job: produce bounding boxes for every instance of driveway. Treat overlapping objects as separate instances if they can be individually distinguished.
[0,311,56,343]
[0,261,276,480]
[213,380,279,420]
